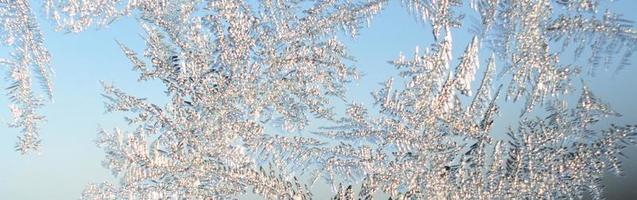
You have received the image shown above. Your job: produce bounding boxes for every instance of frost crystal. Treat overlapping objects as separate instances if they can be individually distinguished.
[315,1,637,199]
[1,0,635,199]
[75,0,386,198]
[1,0,54,154]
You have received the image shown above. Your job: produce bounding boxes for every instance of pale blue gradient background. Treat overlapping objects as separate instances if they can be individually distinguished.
[1,1,637,199]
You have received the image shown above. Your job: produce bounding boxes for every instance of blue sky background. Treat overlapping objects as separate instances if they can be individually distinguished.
[1,1,637,199]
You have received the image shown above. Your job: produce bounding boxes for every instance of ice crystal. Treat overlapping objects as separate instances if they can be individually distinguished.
[315,1,637,199]
[1,0,54,154]
[76,0,386,198]
[320,40,636,199]
[1,0,634,199]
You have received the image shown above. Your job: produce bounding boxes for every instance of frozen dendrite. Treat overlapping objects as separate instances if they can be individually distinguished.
[1,0,137,154]
[0,0,54,154]
[77,0,385,199]
[2,0,635,199]
[83,0,636,199]
[315,0,637,199]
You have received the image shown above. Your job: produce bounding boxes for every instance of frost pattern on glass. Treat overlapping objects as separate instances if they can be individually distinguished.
[81,0,636,198]
[315,1,637,199]
[1,0,634,199]
[1,0,54,154]
[77,0,385,198]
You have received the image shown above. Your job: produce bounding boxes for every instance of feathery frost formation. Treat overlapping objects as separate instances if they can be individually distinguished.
[1,0,54,154]
[0,0,636,199]
[320,0,637,199]
[71,0,385,198]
